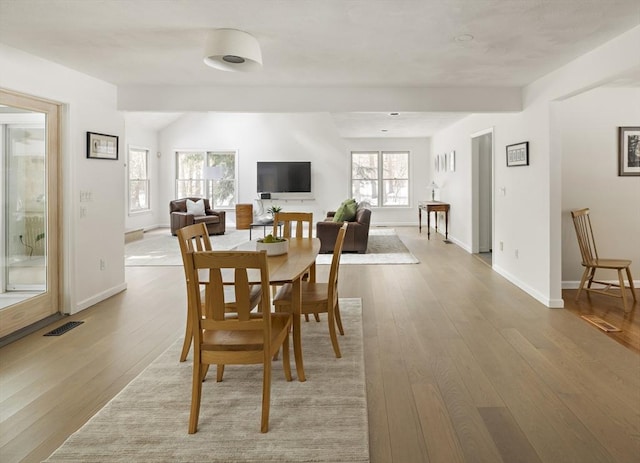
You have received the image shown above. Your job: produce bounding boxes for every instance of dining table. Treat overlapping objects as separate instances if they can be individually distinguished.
[233,237,320,382]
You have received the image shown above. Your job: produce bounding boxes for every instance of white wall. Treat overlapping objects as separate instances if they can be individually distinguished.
[0,44,126,314]
[158,113,430,227]
[429,25,640,308]
[560,86,640,286]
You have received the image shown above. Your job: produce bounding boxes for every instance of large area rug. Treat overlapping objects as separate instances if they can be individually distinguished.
[126,228,418,266]
[44,298,369,463]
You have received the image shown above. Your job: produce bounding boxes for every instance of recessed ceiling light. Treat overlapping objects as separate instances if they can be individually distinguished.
[381,129,388,132]
[390,112,399,116]
[455,34,474,42]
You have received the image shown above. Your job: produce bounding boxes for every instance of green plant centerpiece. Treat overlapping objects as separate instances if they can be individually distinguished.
[256,233,289,256]
[267,205,282,219]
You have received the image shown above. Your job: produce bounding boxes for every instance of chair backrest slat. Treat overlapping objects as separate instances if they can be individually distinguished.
[571,208,598,264]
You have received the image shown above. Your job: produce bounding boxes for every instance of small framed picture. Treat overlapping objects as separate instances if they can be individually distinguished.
[449,150,456,172]
[442,153,448,172]
[435,155,439,172]
[618,127,640,176]
[87,132,119,160]
[506,141,529,167]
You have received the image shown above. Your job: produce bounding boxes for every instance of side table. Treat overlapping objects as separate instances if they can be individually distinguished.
[419,202,450,240]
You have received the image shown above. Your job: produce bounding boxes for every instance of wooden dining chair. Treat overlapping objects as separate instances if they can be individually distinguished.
[271,211,318,321]
[176,223,261,362]
[273,211,313,239]
[570,208,636,312]
[273,222,348,358]
[183,249,293,433]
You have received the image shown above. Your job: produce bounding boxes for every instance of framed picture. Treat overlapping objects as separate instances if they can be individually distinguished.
[442,153,447,172]
[449,150,456,172]
[506,141,529,167]
[618,126,640,176]
[435,155,439,172]
[87,131,119,160]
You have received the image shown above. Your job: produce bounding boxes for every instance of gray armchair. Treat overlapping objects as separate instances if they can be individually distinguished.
[170,197,226,236]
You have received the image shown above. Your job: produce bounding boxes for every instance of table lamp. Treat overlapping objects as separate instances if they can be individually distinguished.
[429,181,439,201]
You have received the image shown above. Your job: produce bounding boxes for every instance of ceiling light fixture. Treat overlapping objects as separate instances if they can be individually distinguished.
[203,29,262,72]
[390,112,399,116]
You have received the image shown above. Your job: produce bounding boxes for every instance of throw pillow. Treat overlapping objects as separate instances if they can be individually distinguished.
[332,198,357,222]
[186,199,205,216]
[343,200,358,221]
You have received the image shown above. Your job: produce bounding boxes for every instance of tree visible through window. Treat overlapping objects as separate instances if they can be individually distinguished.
[175,151,237,208]
[351,151,409,206]
[128,147,149,213]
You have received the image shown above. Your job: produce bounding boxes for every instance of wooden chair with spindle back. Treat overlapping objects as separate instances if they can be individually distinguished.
[570,208,636,312]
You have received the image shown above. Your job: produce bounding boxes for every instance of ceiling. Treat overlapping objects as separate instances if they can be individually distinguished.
[1,0,639,136]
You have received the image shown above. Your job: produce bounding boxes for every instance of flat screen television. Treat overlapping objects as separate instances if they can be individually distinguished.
[257,161,311,194]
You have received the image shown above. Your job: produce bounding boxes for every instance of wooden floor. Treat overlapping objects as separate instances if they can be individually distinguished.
[1,227,639,463]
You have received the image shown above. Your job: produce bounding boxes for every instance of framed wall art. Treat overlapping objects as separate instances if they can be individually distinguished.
[449,150,456,172]
[618,126,640,176]
[87,131,119,160]
[506,141,529,167]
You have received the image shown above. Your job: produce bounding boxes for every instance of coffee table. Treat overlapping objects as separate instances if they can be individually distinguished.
[249,220,283,239]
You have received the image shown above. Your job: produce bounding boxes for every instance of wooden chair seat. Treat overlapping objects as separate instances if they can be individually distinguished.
[586,258,632,269]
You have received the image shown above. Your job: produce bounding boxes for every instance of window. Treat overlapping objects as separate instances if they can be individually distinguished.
[351,151,409,206]
[128,147,150,213]
[175,150,237,208]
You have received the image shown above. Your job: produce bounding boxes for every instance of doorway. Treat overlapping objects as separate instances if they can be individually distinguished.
[471,129,493,264]
[0,89,61,340]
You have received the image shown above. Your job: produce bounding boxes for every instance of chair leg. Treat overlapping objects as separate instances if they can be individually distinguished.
[216,364,225,382]
[261,355,272,433]
[314,313,321,322]
[626,266,637,302]
[282,332,292,382]
[334,300,344,335]
[189,362,203,434]
[576,267,591,301]
[327,304,341,358]
[618,269,630,313]
[179,312,193,362]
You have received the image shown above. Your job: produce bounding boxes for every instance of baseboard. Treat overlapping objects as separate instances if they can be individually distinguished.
[72,282,127,314]
[493,265,564,308]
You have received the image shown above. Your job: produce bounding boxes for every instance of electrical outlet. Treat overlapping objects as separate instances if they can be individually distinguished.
[515,249,519,259]
[499,241,503,251]
[100,259,105,270]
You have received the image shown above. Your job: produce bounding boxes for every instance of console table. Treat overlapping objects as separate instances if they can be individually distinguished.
[418,202,450,240]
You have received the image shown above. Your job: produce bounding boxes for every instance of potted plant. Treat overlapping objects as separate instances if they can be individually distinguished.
[256,233,289,256]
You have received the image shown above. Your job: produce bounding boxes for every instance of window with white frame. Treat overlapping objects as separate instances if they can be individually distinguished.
[128,146,150,213]
[175,150,237,209]
[351,151,409,206]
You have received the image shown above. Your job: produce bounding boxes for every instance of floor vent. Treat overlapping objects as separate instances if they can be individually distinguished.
[581,315,621,332]
[44,321,84,336]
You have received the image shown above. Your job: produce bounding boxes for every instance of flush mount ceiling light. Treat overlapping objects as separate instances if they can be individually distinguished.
[203,29,262,72]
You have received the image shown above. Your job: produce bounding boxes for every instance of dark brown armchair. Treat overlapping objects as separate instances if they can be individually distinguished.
[316,206,371,253]
[170,197,226,236]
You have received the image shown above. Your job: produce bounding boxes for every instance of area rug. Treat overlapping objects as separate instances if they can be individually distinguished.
[126,228,418,266]
[316,228,419,265]
[125,229,249,266]
[44,298,369,463]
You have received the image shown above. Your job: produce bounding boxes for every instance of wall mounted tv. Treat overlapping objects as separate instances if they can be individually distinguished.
[257,161,311,194]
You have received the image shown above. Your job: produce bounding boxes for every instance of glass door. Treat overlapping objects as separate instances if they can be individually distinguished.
[0,90,60,339]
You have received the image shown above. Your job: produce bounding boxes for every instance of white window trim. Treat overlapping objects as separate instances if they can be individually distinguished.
[128,145,151,215]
